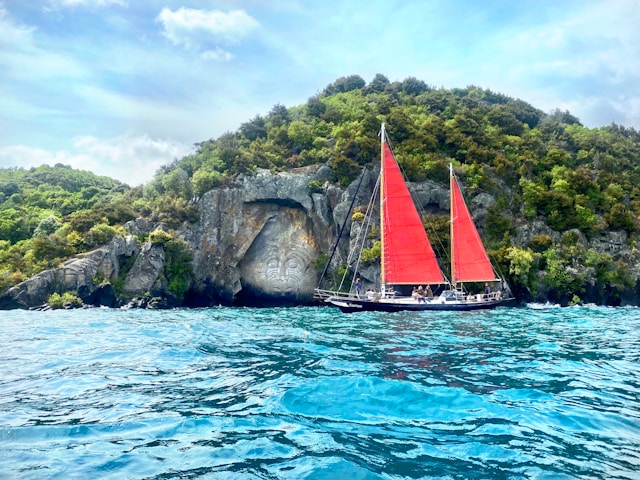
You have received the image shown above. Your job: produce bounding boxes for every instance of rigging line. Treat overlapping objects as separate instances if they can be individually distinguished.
[347,173,381,291]
[318,167,367,289]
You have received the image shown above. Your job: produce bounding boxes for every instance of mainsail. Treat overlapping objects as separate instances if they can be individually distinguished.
[450,171,499,284]
[381,132,444,285]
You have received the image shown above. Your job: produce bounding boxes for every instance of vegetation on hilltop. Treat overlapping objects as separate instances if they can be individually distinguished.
[2,73,640,305]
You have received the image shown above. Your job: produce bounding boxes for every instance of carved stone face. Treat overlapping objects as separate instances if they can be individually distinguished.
[240,208,318,301]
[255,243,314,293]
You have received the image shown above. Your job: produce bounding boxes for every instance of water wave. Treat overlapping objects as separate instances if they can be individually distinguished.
[1,306,639,479]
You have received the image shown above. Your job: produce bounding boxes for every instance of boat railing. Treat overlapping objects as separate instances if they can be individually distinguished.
[314,288,356,301]
[463,291,505,302]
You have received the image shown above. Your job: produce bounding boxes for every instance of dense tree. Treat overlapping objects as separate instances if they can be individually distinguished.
[322,75,366,96]
[401,76,430,96]
[267,103,290,128]
[240,115,268,141]
[364,73,390,94]
[306,95,326,118]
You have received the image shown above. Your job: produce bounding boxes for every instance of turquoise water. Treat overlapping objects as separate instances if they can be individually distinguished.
[1,306,639,479]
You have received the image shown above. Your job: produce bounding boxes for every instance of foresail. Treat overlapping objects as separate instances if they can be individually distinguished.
[450,175,498,283]
[382,141,444,284]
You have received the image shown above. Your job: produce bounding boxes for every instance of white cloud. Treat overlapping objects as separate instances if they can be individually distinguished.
[201,47,234,62]
[468,0,640,128]
[156,7,259,51]
[0,134,193,186]
[0,6,35,46]
[0,5,88,82]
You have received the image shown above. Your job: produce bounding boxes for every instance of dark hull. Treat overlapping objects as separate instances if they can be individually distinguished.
[326,297,512,313]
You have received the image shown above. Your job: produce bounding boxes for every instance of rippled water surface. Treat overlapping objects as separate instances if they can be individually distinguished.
[1,306,639,479]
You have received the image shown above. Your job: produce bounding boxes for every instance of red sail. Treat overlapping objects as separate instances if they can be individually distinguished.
[450,175,498,283]
[382,142,444,284]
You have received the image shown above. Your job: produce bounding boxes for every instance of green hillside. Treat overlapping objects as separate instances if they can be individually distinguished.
[2,73,640,304]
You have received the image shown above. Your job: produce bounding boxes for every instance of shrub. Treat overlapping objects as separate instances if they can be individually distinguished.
[351,211,365,222]
[193,169,225,196]
[505,246,535,283]
[164,238,193,303]
[308,179,325,194]
[361,241,381,264]
[149,229,173,245]
[33,215,61,238]
[528,235,553,253]
[85,223,117,248]
[48,292,82,309]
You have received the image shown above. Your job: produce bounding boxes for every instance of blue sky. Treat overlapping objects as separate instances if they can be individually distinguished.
[1,0,639,186]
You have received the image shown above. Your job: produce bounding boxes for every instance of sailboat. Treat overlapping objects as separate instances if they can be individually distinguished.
[316,123,513,313]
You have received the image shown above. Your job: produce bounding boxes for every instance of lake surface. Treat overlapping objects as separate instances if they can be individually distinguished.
[1,305,639,479]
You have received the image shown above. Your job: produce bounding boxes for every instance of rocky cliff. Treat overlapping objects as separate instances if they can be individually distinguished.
[182,165,343,305]
[0,165,352,309]
[0,235,139,309]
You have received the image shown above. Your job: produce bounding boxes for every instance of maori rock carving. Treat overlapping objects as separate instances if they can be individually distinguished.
[239,207,318,303]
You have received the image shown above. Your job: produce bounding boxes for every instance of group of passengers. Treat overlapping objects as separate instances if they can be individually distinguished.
[355,279,440,302]
[412,285,433,303]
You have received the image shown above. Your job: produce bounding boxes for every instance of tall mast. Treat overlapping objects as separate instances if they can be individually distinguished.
[449,163,455,288]
[380,123,386,287]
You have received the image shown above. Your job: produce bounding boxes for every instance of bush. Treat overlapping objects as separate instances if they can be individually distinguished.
[193,169,226,196]
[505,245,535,283]
[164,238,193,303]
[85,223,117,248]
[149,229,173,245]
[33,214,61,238]
[361,241,381,264]
[308,179,325,194]
[528,235,552,253]
[48,292,83,309]
[351,211,365,222]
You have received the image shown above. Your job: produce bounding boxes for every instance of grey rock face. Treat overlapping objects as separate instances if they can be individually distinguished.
[123,242,165,294]
[239,206,318,303]
[184,166,335,305]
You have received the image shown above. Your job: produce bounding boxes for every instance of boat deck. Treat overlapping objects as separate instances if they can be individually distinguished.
[315,288,511,313]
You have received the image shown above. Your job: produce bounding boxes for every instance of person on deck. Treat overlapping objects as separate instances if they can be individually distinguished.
[355,278,362,297]
[425,285,433,298]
